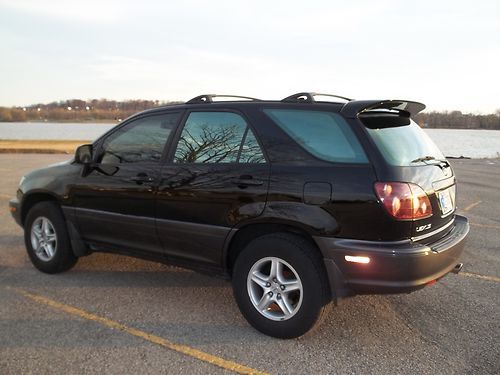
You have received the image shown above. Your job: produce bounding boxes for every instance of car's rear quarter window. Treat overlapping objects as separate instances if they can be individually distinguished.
[263,109,368,163]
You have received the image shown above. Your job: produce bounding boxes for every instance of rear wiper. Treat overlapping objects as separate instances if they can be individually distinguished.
[411,155,451,168]
[411,155,436,163]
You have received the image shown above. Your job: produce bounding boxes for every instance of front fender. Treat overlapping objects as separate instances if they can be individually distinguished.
[18,161,81,224]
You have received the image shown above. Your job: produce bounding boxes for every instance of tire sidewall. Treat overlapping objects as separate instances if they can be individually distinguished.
[233,234,327,339]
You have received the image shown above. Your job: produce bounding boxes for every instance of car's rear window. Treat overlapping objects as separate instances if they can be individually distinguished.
[363,118,445,166]
[263,109,368,163]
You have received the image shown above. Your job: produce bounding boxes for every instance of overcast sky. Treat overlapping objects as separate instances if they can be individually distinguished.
[1,0,499,113]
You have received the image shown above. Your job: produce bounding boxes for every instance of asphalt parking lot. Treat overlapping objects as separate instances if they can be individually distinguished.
[0,154,499,374]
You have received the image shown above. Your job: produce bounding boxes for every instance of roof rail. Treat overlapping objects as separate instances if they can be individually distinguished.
[281,92,352,103]
[186,94,261,104]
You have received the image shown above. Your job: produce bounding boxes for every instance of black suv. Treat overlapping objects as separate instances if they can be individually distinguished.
[10,92,469,338]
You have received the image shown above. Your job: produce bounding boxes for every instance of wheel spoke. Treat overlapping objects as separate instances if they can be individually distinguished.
[275,261,285,282]
[270,259,278,279]
[251,271,269,289]
[42,218,50,235]
[44,244,55,258]
[257,293,273,311]
[41,244,49,257]
[32,226,42,240]
[282,280,301,293]
[35,245,44,255]
[46,233,56,244]
[277,296,293,317]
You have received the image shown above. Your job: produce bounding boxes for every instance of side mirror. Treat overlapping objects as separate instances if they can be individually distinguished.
[75,144,93,165]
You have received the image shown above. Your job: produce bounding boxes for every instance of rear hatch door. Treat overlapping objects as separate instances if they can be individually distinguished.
[401,162,456,242]
[359,110,456,242]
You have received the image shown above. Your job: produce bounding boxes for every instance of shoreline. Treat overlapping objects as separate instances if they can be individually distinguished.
[0,140,498,159]
[0,120,117,125]
[1,121,499,130]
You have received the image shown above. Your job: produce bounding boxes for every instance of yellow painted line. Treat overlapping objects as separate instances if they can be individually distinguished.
[16,289,267,375]
[470,223,500,230]
[459,272,500,283]
[463,200,482,212]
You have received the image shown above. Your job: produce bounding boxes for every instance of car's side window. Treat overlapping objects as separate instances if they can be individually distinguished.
[173,111,265,163]
[99,112,180,164]
[263,109,368,163]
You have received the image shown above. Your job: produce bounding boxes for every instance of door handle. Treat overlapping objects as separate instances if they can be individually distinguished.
[231,175,264,188]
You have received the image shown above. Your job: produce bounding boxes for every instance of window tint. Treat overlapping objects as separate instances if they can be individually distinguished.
[99,113,179,164]
[264,109,368,163]
[174,112,265,163]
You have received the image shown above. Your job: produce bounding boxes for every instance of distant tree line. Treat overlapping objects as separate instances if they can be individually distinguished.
[0,99,182,123]
[0,99,499,129]
[414,110,500,129]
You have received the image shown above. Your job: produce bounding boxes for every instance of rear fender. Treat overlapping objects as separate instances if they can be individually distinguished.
[222,202,339,273]
[258,201,339,235]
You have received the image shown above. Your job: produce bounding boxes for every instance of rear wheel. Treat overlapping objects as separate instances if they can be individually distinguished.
[24,201,78,273]
[232,233,330,338]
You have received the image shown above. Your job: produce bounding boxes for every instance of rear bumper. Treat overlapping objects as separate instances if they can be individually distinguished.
[314,215,469,297]
[9,198,22,226]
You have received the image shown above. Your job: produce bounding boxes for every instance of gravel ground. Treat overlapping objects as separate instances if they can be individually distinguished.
[0,154,498,374]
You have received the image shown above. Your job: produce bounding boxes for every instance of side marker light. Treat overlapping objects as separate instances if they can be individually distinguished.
[345,255,370,264]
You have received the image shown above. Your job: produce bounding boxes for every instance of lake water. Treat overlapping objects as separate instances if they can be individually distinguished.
[0,122,499,159]
[0,122,116,142]
[424,129,500,159]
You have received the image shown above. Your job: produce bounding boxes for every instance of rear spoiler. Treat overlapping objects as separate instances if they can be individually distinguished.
[340,100,426,118]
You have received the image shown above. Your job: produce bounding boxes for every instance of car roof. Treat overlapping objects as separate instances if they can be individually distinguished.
[132,92,426,119]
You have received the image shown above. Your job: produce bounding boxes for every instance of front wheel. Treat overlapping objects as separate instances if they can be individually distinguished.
[232,233,331,339]
[24,201,78,274]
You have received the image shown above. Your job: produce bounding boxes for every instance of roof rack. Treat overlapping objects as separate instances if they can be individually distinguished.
[186,94,261,104]
[281,92,352,103]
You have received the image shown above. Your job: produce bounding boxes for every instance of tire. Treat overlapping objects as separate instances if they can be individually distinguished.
[232,233,331,339]
[24,201,78,274]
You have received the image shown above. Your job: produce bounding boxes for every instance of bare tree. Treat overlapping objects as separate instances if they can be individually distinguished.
[175,124,243,163]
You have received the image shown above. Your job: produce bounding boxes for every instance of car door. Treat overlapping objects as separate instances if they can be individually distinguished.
[72,111,182,254]
[156,110,270,267]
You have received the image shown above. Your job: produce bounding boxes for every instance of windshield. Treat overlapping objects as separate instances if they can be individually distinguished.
[365,119,445,166]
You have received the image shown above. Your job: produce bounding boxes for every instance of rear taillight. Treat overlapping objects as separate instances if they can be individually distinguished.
[374,182,432,220]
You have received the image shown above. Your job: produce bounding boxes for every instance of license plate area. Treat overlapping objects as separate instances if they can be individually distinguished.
[437,186,455,215]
